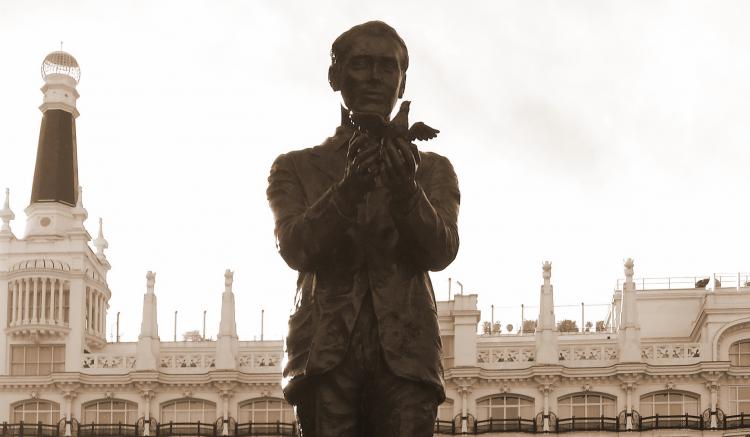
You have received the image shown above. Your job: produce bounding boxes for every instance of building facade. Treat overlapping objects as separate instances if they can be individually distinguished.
[1,52,749,437]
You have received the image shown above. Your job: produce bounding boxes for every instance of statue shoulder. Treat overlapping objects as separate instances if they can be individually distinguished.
[271,145,319,169]
[418,150,456,175]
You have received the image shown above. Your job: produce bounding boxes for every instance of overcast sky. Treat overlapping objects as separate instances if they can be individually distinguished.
[1,1,748,342]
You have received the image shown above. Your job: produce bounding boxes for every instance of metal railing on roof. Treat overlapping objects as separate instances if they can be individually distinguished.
[616,272,750,291]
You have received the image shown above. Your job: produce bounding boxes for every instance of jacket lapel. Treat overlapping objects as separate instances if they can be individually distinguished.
[307,128,350,184]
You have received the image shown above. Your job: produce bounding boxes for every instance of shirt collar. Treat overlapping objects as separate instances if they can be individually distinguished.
[332,125,355,151]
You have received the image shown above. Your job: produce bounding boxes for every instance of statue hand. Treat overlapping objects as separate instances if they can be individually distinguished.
[337,132,380,204]
[383,137,420,201]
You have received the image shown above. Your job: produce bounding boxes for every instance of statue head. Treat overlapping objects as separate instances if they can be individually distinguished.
[329,21,409,119]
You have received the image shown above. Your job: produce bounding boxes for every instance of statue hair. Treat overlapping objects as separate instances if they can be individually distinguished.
[330,21,409,73]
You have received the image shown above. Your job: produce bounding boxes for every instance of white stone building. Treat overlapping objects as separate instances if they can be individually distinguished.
[2,51,750,437]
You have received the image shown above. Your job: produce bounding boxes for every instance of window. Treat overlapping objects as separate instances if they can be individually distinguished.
[11,345,65,376]
[437,399,454,422]
[441,336,454,369]
[730,340,750,366]
[640,392,699,416]
[238,398,294,423]
[83,399,139,424]
[13,400,61,424]
[476,395,534,421]
[729,386,750,415]
[558,393,616,418]
[161,399,216,423]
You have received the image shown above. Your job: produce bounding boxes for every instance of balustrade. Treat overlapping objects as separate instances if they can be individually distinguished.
[7,277,69,330]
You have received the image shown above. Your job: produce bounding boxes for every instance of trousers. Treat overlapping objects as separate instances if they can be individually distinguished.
[290,293,439,437]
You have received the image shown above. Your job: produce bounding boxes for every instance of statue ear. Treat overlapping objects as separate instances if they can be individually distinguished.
[397,74,407,98]
[328,65,340,92]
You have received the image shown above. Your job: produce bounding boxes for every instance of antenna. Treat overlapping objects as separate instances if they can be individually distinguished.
[60,41,63,51]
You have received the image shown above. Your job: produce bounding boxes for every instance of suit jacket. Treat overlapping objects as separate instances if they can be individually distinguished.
[267,124,460,400]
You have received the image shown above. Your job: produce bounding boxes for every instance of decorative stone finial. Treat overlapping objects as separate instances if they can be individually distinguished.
[624,258,634,281]
[0,188,15,233]
[146,271,156,294]
[93,217,108,257]
[72,186,88,222]
[225,269,234,292]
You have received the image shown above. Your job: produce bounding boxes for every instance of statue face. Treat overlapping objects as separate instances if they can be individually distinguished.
[336,34,406,118]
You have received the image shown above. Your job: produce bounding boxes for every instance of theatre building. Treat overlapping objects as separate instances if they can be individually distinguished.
[1,52,749,437]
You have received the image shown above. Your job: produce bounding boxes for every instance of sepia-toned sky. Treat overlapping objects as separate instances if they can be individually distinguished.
[1,1,748,341]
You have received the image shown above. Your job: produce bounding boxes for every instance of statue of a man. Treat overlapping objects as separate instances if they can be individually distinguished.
[267,20,460,437]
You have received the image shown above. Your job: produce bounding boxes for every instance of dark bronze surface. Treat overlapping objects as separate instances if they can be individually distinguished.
[267,20,460,437]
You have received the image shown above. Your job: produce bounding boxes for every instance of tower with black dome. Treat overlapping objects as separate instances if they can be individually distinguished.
[0,51,111,379]
[26,51,82,236]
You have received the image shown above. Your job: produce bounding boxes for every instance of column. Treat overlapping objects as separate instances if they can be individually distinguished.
[460,389,468,433]
[49,281,56,324]
[41,278,47,323]
[12,280,18,325]
[57,280,64,324]
[100,295,106,336]
[86,289,93,332]
[217,388,234,436]
[140,389,155,436]
[620,381,636,430]
[96,293,101,334]
[62,390,77,437]
[456,378,474,433]
[24,278,31,322]
[31,277,38,323]
[538,382,554,432]
[706,380,719,428]
[95,291,99,334]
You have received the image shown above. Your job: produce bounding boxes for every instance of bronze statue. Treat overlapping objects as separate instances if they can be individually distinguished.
[267,20,460,437]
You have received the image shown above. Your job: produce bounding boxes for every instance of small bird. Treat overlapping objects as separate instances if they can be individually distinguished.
[349,100,440,142]
[390,101,440,142]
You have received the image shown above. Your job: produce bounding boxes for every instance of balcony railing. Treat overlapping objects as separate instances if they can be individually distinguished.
[473,418,536,433]
[639,414,703,430]
[556,416,618,432]
[724,413,750,429]
[78,423,138,437]
[5,414,737,437]
[235,422,297,437]
[434,420,457,435]
[0,423,59,437]
[156,422,217,437]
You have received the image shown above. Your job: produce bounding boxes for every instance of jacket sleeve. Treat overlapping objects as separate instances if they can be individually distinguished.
[267,152,355,272]
[391,153,460,271]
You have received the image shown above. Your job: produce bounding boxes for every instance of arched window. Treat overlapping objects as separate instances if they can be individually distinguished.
[640,391,699,416]
[82,399,139,424]
[558,393,616,418]
[476,395,534,421]
[12,400,61,424]
[730,340,750,366]
[237,398,294,423]
[161,399,216,423]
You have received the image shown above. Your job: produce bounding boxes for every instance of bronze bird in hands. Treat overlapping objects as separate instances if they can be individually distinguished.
[349,100,440,142]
